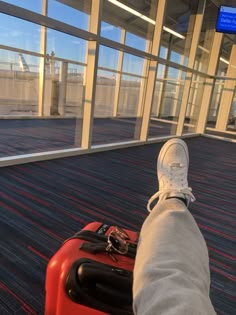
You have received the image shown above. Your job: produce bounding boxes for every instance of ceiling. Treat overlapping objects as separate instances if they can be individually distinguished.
[58,0,236,59]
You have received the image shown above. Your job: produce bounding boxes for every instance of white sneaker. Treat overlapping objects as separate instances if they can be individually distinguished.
[147,138,196,212]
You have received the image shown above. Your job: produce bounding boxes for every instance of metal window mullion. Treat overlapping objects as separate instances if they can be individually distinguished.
[139,0,166,142]
[0,45,44,57]
[58,61,68,116]
[155,61,167,117]
[171,54,185,118]
[113,29,125,117]
[136,40,151,117]
[81,0,102,149]
[38,0,48,116]
[157,40,172,119]
[176,0,205,136]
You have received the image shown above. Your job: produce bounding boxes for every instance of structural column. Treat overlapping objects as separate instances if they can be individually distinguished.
[171,54,185,118]
[79,0,102,149]
[176,0,205,136]
[196,32,223,133]
[136,40,151,117]
[139,0,166,141]
[38,0,48,116]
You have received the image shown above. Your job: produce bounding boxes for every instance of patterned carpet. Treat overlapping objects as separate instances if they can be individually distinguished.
[0,117,193,157]
[0,136,235,314]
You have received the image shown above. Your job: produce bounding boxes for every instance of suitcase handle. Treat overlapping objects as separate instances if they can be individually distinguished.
[65,258,133,315]
[78,263,132,300]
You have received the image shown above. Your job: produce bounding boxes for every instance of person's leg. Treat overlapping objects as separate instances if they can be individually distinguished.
[133,139,216,315]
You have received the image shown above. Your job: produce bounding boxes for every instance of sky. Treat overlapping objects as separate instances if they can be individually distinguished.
[0,0,185,80]
[1,1,235,117]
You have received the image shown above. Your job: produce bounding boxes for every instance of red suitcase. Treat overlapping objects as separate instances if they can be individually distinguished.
[45,222,139,315]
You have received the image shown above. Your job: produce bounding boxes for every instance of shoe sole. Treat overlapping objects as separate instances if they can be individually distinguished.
[157,138,189,172]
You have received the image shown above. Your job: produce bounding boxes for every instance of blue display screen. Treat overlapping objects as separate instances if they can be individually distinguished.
[216,6,236,34]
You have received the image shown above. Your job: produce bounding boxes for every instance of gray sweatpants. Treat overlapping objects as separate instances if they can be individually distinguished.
[133,198,216,315]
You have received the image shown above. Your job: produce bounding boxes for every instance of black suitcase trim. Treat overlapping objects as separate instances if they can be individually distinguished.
[65,258,134,315]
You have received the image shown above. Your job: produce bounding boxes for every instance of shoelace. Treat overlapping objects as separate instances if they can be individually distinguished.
[147,187,196,212]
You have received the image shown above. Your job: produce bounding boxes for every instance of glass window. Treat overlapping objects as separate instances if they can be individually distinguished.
[44,28,87,118]
[170,51,184,65]
[216,34,236,76]
[148,65,186,138]
[2,0,42,13]
[206,79,224,128]
[0,49,38,72]
[0,48,75,157]
[42,55,85,149]
[94,69,116,118]
[0,49,40,117]
[48,0,91,31]
[217,58,229,77]
[92,49,146,145]
[122,53,144,76]
[125,32,146,51]
[100,21,122,42]
[156,64,166,79]
[118,75,143,117]
[206,79,236,134]
[0,14,41,52]
[41,30,88,151]
[194,0,218,72]
[45,62,85,118]
[227,88,236,131]
[159,46,168,59]
[46,29,87,63]
[98,46,119,71]
[183,74,206,134]
[160,0,198,66]
[0,39,85,157]
[102,0,158,54]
